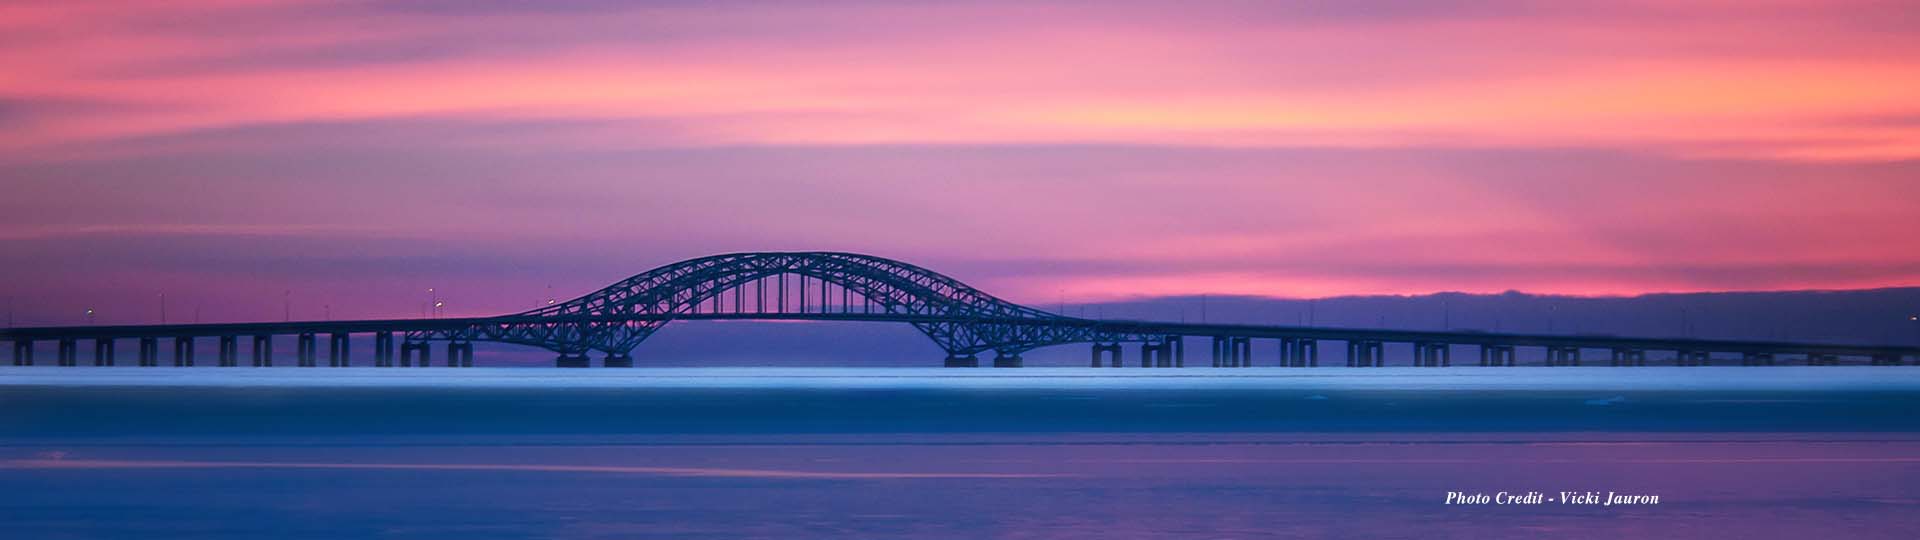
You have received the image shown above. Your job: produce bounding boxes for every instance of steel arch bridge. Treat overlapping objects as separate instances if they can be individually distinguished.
[408,252,1169,366]
[8,251,1916,369]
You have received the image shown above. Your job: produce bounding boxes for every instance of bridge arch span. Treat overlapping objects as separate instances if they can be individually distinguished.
[427,252,1157,363]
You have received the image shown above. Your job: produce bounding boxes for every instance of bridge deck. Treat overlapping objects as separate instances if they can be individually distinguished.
[3,312,1914,359]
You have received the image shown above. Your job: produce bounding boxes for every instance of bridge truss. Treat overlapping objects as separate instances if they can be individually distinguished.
[407,252,1169,366]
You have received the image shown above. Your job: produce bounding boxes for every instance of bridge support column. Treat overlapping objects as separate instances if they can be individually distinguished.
[1090,343,1122,368]
[374,332,394,367]
[1479,345,1514,367]
[1414,342,1450,367]
[138,337,158,367]
[1676,350,1709,366]
[329,333,349,367]
[57,339,77,366]
[1608,348,1645,367]
[251,335,273,367]
[296,333,318,367]
[93,338,115,366]
[1174,336,1185,367]
[218,336,238,367]
[1347,341,1383,367]
[1742,352,1776,366]
[1211,337,1226,367]
[943,354,978,368]
[1280,338,1317,367]
[1231,337,1251,367]
[556,352,591,368]
[447,342,475,367]
[1547,347,1580,367]
[399,342,428,367]
[173,337,195,367]
[601,350,629,368]
[1139,342,1162,368]
[11,340,30,366]
[1142,339,1173,367]
[992,352,1023,368]
[1805,353,1839,366]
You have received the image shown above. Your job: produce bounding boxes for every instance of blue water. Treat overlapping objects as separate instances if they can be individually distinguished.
[4,367,1920,538]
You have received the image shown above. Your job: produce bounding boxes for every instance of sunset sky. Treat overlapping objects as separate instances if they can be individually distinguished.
[3,0,1918,325]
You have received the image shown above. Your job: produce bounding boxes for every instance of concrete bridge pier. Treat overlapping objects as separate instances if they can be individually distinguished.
[943,354,978,368]
[93,338,115,366]
[1280,338,1318,367]
[399,342,428,367]
[57,339,77,366]
[1609,348,1647,366]
[1091,343,1122,367]
[599,350,628,368]
[1279,338,1296,367]
[1479,345,1516,366]
[1174,337,1185,367]
[1212,337,1250,367]
[173,337,194,367]
[218,336,238,366]
[555,352,591,368]
[1546,347,1581,367]
[251,335,273,367]
[1140,341,1168,367]
[1417,342,1451,367]
[296,333,318,367]
[992,352,1023,368]
[138,337,158,367]
[1346,341,1383,367]
[1741,352,1776,366]
[374,332,394,367]
[328,333,349,367]
[11,340,30,366]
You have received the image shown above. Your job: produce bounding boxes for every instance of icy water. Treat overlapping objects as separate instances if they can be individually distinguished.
[3,367,1920,539]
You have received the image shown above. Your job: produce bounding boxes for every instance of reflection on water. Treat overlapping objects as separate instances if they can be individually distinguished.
[2,368,1918,539]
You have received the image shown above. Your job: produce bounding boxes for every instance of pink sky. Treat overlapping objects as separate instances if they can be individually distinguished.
[2,0,1918,324]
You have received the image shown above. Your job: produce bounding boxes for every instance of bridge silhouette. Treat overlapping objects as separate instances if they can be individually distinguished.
[3,252,1916,368]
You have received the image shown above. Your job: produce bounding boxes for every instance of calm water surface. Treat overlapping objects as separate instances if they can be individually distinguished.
[2,367,1918,539]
